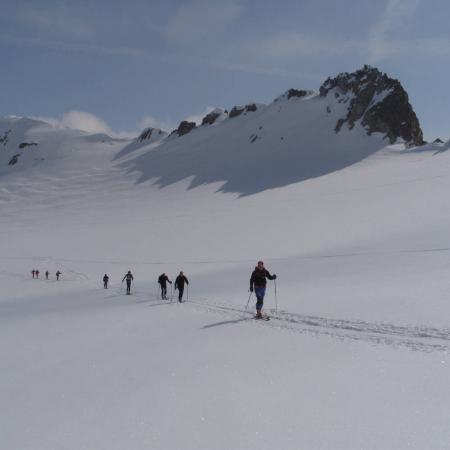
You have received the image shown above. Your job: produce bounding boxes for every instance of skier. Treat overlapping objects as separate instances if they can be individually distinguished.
[158,273,172,300]
[31,270,35,279]
[249,260,277,319]
[174,271,189,302]
[103,274,109,289]
[35,270,40,279]
[122,270,134,295]
[56,270,61,281]
[45,270,49,280]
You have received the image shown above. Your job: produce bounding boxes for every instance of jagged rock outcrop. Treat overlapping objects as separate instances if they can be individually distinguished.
[0,129,11,146]
[287,89,308,99]
[8,154,20,165]
[273,89,316,103]
[172,121,196,137]
[201,108,227,126]
[19,142,38,149]
[229,103,258,119]
[137,128,165,142]
[320,65,424,146]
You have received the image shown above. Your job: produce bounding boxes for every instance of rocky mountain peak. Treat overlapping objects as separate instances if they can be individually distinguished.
[137,127,166,142]
[320,65,424,146]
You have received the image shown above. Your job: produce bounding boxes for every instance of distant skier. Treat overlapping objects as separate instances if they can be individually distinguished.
[56,270,61,281]
[45,270,49,280]
[174,271,189,302]
[249,261,276,319]
[158,273,172,300]
[31,270,35,279]
[122,271,134,295]
[35,270,39,279]
[103,274,109,289]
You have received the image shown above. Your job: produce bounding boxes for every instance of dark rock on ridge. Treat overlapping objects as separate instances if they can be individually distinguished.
[320,65,424,146]
[137,128,165,142]
[229,103,258,119]
[172,121,196,137]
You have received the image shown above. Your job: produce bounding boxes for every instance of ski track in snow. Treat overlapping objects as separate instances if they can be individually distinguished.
[184,298,450,353]
[3,259,449,354]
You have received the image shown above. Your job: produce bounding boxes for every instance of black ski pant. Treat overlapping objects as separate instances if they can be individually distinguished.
[160,284,167,299]
[126,280,131,294]
[104,281,108,289]
[178,286,184,302]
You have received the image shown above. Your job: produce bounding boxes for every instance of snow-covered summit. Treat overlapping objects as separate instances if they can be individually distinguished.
[119,66,425,195]
[137,127,168,143]
[273,89,318,103]
[0,115,120,177]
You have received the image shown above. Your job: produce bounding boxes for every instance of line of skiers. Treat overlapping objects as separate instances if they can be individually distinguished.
[104,261,276,318]
[101,271,189,302]
[31,270,62,280]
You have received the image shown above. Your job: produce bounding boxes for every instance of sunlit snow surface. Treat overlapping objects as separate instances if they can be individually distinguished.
[1,109,450,449]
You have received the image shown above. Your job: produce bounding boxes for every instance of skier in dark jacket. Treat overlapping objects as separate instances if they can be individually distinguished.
[56,270,61,281]
[158,273,172,300]
[174,271,189,302]
[103,274,109,289]
[122,271,134,295]
[45,270,49,280]
[250,261,276,319]
[31,270,35,279]
[35,270,40,279]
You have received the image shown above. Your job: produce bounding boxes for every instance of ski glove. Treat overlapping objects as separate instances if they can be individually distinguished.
[249,286,254,292]
[273,274,277,279]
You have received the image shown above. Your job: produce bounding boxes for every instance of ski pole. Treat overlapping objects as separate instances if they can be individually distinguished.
[274,279,278,315]
[187,284,189,302]
[245,291,252,312]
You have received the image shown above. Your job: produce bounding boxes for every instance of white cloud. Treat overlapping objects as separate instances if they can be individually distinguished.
[184,106,216,125]
[61,111,113,135]
[138,116,176,133]
[32,111,178,139]
[33,111,131,139]
[165,0,245,43]
[368,0,422,63]
[140,108,218,131]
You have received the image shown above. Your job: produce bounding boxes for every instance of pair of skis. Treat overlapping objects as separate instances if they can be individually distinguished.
[254,314,270,321]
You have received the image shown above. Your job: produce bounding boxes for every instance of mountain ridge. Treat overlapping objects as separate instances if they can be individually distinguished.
[0,66,429,195]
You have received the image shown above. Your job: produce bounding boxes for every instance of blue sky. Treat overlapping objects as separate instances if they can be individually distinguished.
[1,0,449,139]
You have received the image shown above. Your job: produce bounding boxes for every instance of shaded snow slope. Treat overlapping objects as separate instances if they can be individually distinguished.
[117,92,388,195]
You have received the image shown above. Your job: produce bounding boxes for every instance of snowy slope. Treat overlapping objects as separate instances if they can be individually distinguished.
[116,90,387,195]
[1,69,450,449]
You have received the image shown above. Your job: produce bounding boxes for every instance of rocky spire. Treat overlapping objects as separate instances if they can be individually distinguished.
[320,65,424,146]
